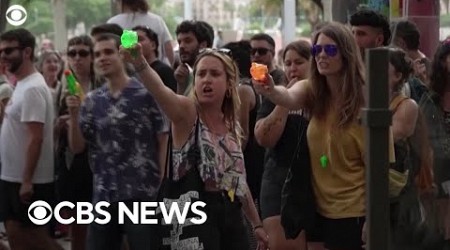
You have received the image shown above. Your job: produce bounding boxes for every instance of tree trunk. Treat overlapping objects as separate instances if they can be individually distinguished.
[322,0,332,21]
[332,0,361,23]
[0,0,11,34]
[111,0,118,16]
[52,0,67,52]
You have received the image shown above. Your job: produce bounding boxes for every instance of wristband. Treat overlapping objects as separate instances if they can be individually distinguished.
[252,224,263,231]
[135,61,149,73]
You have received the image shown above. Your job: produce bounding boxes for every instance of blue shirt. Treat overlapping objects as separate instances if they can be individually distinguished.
[79,78,168,203]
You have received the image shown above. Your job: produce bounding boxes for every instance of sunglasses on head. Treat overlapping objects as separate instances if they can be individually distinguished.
[0,46,22,55]
[199,48,233,58]
[251,47,271,56]
[312,44,338,57]
[67,49,90,58]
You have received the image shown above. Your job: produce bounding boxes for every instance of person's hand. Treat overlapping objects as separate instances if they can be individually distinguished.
[252,73,275,97]
[19,182,33,204]
[119,43,145,67]
[254,227,269,250]
[56,114,71,130]
[174,63,191,85]
[66,95,81,117]
[413,58,427,83]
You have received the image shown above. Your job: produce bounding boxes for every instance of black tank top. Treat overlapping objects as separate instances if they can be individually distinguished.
[241,78,265,199]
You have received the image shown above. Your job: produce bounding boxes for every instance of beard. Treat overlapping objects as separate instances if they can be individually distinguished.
[179,48,200,66]
[5,56,23,74]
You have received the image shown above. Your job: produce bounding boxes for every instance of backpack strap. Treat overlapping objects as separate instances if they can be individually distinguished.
[389,94,410,114]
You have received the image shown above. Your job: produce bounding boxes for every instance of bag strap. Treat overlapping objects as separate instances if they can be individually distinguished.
[389,95,409,113]
[194,116,200,148]
[165,127,173,180]
[167,116,201,180]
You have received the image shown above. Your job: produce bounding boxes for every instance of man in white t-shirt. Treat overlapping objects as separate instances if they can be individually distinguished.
[107,0,174,66]
[0,28,59,249]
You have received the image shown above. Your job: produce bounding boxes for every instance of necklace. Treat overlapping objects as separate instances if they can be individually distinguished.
[320,154,328,168]
[320,130,331,168]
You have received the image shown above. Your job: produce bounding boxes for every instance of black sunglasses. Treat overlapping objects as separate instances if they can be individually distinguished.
[199,48,233,58]
[67,49,90,58]
[0,46,22,55]
[251,47,271,56]
[311,44,338,57]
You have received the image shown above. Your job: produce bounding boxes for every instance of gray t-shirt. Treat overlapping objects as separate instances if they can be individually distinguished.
[107,12,173,64]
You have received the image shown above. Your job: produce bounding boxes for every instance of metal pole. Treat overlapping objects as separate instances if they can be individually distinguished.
[361,48,391,250]
[283,0,296,46]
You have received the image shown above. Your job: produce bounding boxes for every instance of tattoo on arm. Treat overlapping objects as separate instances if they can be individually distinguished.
[262,117,283,136]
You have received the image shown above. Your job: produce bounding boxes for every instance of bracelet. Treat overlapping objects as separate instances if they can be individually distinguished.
[252,224,263,231]
[134,61,149,73]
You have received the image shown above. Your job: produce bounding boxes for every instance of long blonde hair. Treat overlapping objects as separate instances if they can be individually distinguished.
[190,49,243,141]
[306,22,365,127]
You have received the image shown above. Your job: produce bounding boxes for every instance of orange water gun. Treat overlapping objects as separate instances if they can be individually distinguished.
[250,62,268,83]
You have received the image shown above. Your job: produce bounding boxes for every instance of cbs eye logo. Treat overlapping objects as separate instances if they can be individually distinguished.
[6,5,28,26]
[28,200,53,225]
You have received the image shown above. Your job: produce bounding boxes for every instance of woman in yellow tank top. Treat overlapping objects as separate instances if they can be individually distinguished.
[253,22,367,250]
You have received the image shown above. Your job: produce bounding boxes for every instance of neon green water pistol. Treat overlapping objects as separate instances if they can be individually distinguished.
[64,70,85,101]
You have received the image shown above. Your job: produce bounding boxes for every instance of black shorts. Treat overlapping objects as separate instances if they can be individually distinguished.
[259,163,289,219]
[0,180,55,226]
[55,148,93,203]
[306,213,365,250]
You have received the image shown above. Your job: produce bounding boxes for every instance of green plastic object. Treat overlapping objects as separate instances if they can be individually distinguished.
[65,70,77,95]
[121,30,138,49]
[320,155,328,168]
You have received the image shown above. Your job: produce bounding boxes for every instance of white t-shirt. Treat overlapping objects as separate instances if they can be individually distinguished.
[0,72,55,184]
[107,12,173,64]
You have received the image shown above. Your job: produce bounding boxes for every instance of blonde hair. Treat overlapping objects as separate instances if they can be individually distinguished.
[306,22,365,127]
[190,49,243,142]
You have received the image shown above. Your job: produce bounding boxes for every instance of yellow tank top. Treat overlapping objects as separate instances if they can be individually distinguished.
[308,112,395,219]
[307,114,366,219]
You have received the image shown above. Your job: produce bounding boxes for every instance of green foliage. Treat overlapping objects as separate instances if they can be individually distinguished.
[441,13,450,27]
[6,0,109,36]
[151,3,183,38]
[7,0,53,34]
[66,0,110,31]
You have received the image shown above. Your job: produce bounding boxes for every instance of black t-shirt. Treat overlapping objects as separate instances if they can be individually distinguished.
[240,78,265,199]
[257,70,308,169]
[257,101,308,169]
[270,68,287,86]
[150,60,177,93]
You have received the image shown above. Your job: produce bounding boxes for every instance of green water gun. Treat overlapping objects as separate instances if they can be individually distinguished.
[121,30,138,57]
[64,69,85,100]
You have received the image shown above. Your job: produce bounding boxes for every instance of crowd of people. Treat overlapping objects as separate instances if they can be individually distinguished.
[0,0,449,250]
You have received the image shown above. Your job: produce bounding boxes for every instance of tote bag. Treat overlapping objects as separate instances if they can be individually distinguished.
[156,119,209,250]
